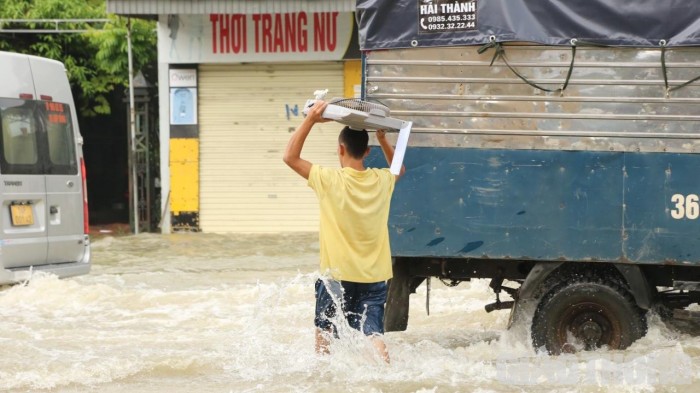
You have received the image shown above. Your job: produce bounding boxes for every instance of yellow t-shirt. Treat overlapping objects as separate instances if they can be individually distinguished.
[308,164,396,283]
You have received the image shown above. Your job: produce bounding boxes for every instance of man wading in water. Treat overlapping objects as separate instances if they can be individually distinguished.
[283,100,404,363]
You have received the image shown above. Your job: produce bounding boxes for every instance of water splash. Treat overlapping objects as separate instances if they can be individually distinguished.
[0,234,698,392]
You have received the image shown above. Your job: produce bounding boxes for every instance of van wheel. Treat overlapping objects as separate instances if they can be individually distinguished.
[531,275,646,354]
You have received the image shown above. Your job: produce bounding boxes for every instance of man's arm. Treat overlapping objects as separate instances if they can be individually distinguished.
[376,129,406,180]
[283,101,329,179]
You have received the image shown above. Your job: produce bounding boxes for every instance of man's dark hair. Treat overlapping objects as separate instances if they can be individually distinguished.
[339,126,369,159]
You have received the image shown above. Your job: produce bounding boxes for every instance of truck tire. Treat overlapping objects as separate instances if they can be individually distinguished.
[531,275,647,354]
[384,258,412,332]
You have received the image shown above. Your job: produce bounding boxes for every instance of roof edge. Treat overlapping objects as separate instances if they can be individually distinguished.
[106,0,356,15]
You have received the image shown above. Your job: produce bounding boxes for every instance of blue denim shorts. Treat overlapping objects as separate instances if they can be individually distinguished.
[314,279,388,336]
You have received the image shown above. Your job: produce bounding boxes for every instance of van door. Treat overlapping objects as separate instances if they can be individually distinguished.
[29,56,87,265]
[43,100,85,264]
[0,98,48,268]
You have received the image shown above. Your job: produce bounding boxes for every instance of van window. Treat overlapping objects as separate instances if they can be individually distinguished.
[0,99,39,174]
[0,98,77,175]
[44,101,77,174]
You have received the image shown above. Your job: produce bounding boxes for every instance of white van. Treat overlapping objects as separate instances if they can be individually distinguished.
[0,51,90,284]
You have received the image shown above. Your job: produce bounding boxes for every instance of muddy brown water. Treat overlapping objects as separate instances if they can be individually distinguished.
[1,233,698,392]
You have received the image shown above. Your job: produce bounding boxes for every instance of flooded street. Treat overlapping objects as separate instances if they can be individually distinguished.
[1,233,699,392]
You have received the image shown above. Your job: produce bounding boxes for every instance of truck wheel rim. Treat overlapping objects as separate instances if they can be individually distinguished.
[556,302,621,352]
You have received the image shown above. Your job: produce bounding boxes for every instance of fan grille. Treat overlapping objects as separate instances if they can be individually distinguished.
[328,98,390,115]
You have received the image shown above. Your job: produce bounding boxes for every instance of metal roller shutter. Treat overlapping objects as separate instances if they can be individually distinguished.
[199,63,344,232]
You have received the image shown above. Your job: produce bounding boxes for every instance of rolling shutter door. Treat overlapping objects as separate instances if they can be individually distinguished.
[199,63,344,232]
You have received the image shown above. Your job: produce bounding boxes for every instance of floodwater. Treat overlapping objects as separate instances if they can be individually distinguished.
[1,232,699,392]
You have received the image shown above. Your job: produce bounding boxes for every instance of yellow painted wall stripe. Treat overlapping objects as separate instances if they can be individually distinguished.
[344,60,362,98]
[170,138,199,213]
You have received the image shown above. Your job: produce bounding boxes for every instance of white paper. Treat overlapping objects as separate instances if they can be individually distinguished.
[390,121,412,175]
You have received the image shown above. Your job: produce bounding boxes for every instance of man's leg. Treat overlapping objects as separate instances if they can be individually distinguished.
[315,328,331,354]
[314,279,342,355]
[348,281,390,363]
[371,336,390,363]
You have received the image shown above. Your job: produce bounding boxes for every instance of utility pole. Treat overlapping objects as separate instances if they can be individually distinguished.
[126,17,139,234]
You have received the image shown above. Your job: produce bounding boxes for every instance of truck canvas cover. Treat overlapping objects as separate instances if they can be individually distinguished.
[356,0,700,49]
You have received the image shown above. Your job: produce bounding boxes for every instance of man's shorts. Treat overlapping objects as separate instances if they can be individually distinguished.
[314,278,388,336]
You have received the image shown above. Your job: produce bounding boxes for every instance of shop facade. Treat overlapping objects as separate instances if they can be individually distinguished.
[107,0,359,233]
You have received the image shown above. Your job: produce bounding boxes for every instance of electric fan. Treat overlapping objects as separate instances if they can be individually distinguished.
[303,89,407,131]
[302,90,412,175]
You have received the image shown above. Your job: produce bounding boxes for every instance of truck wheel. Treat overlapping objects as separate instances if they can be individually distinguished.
[384,258,412,332]
[531,276,646,354]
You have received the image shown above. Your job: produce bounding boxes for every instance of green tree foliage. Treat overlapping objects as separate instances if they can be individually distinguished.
[0,0,156,116]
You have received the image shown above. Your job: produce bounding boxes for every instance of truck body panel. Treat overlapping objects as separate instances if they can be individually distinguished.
[368,147,700,264]
[365,44,700,266]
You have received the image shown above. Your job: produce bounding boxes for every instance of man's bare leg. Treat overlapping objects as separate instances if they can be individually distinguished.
[315,328,331,355]
[372,336,390,363]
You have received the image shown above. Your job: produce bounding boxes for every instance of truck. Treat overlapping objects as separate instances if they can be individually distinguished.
[357,0,700,354]
[0,51,91,285]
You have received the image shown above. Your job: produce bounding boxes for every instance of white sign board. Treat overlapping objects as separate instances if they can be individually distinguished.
[169,69,197,87]
[159,13,354,64]
[170,87,197,125]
